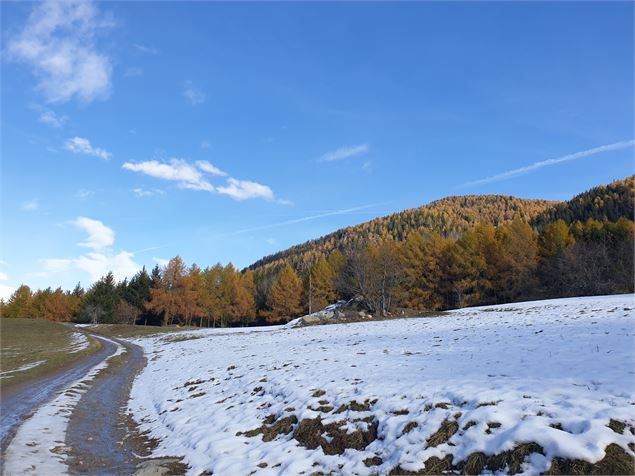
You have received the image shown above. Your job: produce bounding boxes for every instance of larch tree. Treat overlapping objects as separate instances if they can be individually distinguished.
[399,232,445,311]
[147,256,187,326]
[265,264,303,323]
[308,256,336,313]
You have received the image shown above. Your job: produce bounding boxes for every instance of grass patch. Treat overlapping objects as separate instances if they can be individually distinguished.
[545,443,634,475]
[0,318,101,388]
[426,419,458,447]
[293,416,379,455]
[84,323,200,339]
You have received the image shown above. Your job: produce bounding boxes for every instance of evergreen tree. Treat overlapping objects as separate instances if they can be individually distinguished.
[82,272,118,323]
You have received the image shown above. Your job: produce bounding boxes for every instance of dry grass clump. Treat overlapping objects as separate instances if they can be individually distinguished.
[426,419,458,447]
[293,416,378,455]
[238,414,298,441]
[544,443,634,475]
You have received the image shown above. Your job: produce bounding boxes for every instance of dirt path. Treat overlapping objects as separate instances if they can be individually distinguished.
[0,335,117,454]
[2,331,186,476]
[65,338,146,474]
[65,337,186,476]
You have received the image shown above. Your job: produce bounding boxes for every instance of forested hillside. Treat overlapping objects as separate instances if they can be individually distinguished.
[249,195,556,276]
[531,176,634,227]
[2,177,633,326]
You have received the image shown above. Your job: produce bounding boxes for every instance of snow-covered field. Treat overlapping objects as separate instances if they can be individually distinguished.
[127,295,635,475]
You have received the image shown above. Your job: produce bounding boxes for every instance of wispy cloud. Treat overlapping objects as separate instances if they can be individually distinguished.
[152,257,169,266]
[464,140,635,187]
[223,203,384,237]
[217,178,274,201]
[183,80,206,105]
[196,160,227,177]
[123,158,278,201]
[123,159,214,192]
[41,217,140,283]
[65,136,112,160]
[320,144,369,162]
[8,0,113,103]
[21,199,39,212]
[132,188,165,197]
[76,189,95,199]
[38,109,68,128]
[73,216,114,250]
[133,43,158,55]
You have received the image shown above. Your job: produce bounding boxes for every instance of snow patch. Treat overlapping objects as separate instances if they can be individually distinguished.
[127,294,635,475]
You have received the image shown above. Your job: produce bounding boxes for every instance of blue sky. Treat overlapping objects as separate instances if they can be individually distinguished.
[1,1,633,298]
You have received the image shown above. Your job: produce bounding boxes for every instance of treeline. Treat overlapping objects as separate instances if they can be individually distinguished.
[2,217,633,326]
[2,177,633,326]
[1,259,257,327]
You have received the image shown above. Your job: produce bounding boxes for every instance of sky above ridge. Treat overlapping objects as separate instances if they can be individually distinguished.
[1,1,633,298]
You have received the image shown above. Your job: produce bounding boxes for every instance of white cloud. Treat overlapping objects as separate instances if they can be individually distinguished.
[8,0,113,104]
[123,159,214,192]
[73,216,114,250]
[183,80,206,105]
[75,251,139,282]
[75,188,95,199]
[464,140,635,187]
[196,160,227,177]
[38,109,68,127]
[200,140,212,150]
[217,178,275,201]
[21,199,39,211]
[132,188,165,197]
[0,272,8,281]
[152,257,169,266]
[123,158,279,202]
[133,43,158,55]
[65,136,111,160]
[0,284,16,301]
[39,217,141,284]
[319,144,369,162]
[266,238,276,245]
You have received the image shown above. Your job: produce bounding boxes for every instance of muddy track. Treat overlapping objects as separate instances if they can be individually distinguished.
[65,337,187,476]
[65,338,146,474]
[0,335,117,454]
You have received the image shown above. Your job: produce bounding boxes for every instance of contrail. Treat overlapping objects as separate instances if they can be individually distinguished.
[221,203,388,237]
[462,139,635,187]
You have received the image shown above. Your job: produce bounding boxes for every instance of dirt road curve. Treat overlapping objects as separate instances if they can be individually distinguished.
[0,335,118,454]
[1,331,184,475]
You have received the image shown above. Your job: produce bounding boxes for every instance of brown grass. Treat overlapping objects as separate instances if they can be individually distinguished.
[426,419,458,447]
[293,416,379,455]
[0,318,102,388]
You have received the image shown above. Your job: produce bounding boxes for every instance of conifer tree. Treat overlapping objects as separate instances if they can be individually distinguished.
[265,264,303,323]
[308,256,336,313]
[2,285,35,319]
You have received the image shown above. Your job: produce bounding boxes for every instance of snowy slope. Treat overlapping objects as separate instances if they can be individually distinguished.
[127,295,635,475]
